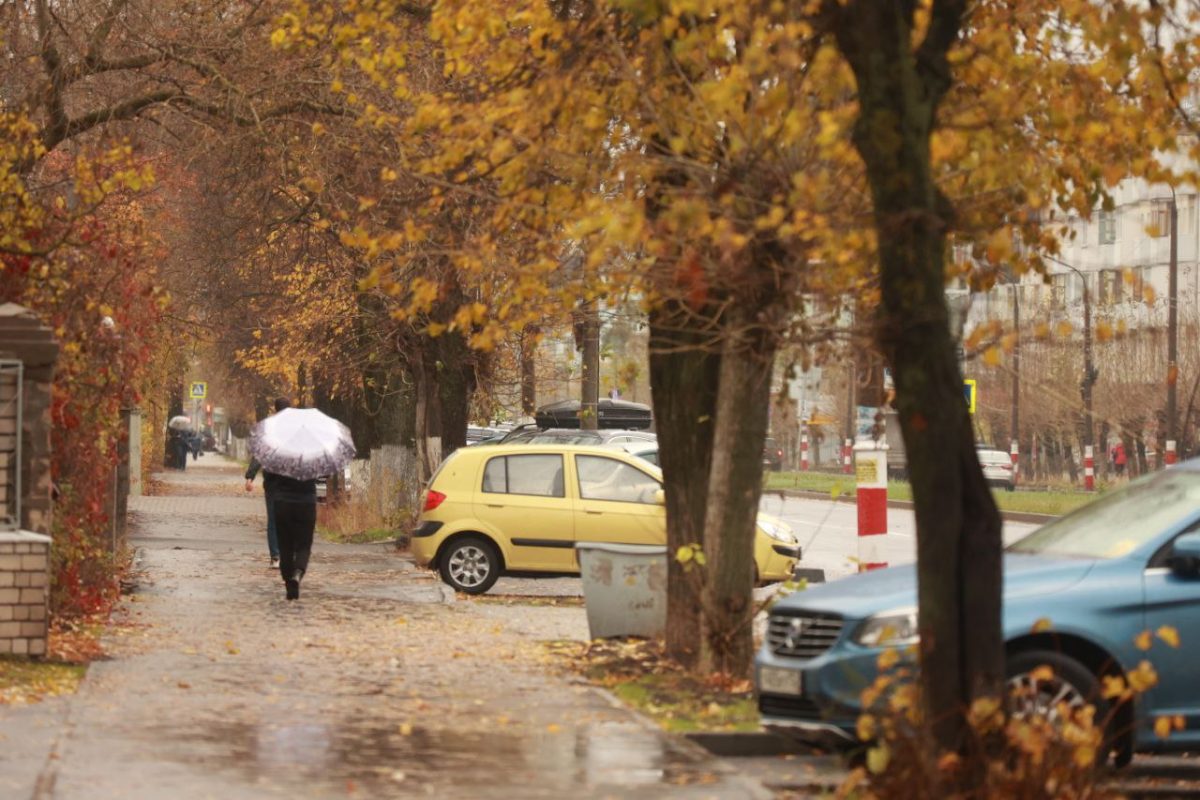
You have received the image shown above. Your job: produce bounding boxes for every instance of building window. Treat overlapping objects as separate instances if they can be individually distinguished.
[1129,266,1147,303]
[1099,269,1122,305]
[1051,273,1068,308]
[1099,210,1117,244]
[1149,201,1172,238]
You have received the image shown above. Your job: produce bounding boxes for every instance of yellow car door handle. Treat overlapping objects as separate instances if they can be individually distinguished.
[585,510,603,515]
[486,503,505,508]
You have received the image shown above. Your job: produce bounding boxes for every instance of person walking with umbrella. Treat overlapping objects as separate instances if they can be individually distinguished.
[244,397,291,568]
[168,416,193,470]
[248,405,356,600]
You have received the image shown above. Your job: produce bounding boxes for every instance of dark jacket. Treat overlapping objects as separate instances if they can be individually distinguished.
[246,458,317,503]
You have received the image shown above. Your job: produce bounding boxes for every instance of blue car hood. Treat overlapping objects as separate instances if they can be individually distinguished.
[775,553,1096,621]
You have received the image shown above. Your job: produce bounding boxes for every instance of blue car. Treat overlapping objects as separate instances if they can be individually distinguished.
[757,462,1200,764]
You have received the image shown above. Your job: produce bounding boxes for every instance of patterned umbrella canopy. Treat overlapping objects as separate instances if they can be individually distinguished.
[249,408,356,481]
[168,415,192,431]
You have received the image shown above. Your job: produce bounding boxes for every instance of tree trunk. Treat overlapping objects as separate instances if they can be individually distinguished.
[413,347,440,482]
[700,321,775,677]
[648,302,719,668]
[436,329,474,457]
[520,324,539,416]
[830,0,1004,757]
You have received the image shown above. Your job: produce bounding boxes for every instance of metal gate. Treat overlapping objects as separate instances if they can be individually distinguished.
[0,360,23,530]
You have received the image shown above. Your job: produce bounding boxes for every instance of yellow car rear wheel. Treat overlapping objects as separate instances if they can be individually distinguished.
[439,536,501,595]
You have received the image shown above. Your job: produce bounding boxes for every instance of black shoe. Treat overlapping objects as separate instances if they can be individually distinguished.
[285,578,299,600]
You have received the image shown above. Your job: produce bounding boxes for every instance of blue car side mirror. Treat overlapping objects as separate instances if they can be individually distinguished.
[1167,532,1200,577]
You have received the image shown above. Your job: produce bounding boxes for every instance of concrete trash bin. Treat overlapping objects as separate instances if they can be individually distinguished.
[575,542,668,639]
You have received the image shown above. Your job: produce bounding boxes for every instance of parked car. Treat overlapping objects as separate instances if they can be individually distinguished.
[613,441,659,466]
[412,443,802,594]
[977,445,1015,491]
[763,437,784,471]
[501,427,657,446]
[315,465,353,503]
[756,463,1200,764]
[466,425,497,443]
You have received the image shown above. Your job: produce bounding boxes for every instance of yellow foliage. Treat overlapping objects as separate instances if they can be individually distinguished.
[1156,625,1180,648]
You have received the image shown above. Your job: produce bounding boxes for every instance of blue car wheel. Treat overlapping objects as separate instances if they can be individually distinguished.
[1006,649,1126,767]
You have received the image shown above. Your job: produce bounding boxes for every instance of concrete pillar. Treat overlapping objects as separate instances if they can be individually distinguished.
[0,305,58,659]
[128,408,143,496]
[0,531,50,657]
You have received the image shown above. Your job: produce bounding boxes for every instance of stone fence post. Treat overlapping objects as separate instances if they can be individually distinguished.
[0,304,59,658]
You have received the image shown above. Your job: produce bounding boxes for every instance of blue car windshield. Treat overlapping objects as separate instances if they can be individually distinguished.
[1008,471,1200,559]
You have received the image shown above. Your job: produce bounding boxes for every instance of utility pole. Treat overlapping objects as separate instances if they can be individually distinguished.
[1048,256,1097,479]
[1167,192,1179,460]
[1010,285,1020,473]
[1080,271,1096,463]
[579,303,600,431]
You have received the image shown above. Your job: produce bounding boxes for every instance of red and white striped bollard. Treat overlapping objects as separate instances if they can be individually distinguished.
[854,441,888,571]
[842,438,852,474]
[800,424,810,471]
[1010,439,1019,485]
[1084,444,1095,491]
[1167,440,1178,466]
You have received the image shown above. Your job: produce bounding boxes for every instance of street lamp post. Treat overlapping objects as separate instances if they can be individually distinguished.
[1046,256,1097,485]
[1167,191,1179,462]
[1010,284,1021,479]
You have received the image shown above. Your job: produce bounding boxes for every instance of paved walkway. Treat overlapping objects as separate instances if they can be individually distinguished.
[3,453,768,799]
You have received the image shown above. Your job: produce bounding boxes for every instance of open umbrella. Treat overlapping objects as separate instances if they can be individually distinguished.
[168,415,192,431]
[249,408,356,481]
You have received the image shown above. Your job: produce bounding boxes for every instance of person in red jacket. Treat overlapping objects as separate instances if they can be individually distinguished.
[1111,441,1127,477]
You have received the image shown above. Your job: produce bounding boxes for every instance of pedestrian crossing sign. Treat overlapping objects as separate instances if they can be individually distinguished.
[963,379,976,415]
[189,381,207,400]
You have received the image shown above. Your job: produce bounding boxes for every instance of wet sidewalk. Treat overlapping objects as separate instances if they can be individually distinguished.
[6,453,769,799]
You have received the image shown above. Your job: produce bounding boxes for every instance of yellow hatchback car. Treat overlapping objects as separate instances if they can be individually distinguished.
[411,443,802,594]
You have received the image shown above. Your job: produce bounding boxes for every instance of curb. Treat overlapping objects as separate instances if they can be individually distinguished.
[586,686,775,800]
[766,487,1058,526]
[684,730,814,757]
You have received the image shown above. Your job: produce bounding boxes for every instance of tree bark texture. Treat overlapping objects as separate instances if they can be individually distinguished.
[700,319,776,677]
[520,325,539,416]
[829,0,1004,755]
[435,329,474,456]
[648,303,718,668]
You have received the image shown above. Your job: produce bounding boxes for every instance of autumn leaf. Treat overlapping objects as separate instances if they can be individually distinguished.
[1127,660,1159,693]
[1155,716,1173,739]
[866,745,890,774]
[857,713,877,741]
[1157,625,1180,648]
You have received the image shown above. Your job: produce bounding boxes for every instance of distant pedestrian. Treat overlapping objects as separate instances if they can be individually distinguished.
[169,429,189,471]
[245,397,291,569]
[1113,441,1127,477]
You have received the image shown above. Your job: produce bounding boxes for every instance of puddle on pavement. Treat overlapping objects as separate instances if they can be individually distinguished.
[162,717,720,795]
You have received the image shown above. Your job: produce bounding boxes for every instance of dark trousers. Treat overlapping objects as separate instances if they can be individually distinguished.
[275,500,316,583]
[265,496,279,559]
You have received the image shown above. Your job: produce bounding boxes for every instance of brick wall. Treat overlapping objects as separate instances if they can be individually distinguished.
[0,531,50,656]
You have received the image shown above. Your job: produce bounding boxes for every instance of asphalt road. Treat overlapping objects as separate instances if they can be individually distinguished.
[758,493,1041,581]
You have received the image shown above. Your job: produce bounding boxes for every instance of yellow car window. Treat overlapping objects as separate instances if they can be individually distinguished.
[482,454,565,497]
[577,455,660,504]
